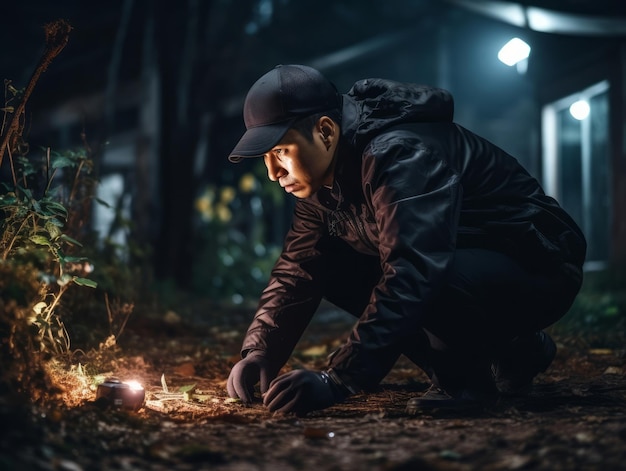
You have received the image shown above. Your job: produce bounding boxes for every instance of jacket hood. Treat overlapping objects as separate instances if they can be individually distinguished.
[341,78,454,149]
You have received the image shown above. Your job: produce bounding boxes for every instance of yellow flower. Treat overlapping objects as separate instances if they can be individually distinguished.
[220,186,236,204]
[215,202,232,222]
[239,173,256,193]
[195,189,216,221]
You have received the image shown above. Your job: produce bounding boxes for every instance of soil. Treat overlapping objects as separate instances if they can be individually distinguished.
[1,303,625,471]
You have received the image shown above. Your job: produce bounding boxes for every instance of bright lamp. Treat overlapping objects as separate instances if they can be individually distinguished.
[498,38,531,66]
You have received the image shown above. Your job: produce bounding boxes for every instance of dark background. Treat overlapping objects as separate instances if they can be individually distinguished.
[1,0,624,293]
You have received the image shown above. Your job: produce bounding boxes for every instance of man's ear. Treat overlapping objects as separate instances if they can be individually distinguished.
[317,116,336,144]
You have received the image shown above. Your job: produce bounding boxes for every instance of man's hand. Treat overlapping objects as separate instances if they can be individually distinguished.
[263,369,346,417]
[227,350,280,403]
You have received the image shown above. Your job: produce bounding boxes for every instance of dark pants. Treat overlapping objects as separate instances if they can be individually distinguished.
[321,238,582,392]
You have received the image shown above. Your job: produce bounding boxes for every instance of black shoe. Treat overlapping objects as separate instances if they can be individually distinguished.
[406,385,497,415]
[492,331,557,396]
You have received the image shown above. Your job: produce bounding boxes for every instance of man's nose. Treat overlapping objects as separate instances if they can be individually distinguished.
[264,155,281,181]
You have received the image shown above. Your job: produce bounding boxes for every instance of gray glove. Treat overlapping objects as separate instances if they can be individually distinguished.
[227,350,280,403]
[263,369,348,417]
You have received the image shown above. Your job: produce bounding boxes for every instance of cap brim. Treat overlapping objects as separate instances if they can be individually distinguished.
[228,120,294,163]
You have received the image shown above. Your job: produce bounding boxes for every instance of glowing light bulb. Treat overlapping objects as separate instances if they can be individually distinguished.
[125,380,144,391]
[498,38,531,66]
[569,100,590,120]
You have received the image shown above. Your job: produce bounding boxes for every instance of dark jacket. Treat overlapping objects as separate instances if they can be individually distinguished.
[239,78,587,391]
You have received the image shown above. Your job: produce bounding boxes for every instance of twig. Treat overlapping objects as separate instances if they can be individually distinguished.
[104,292,133,340]
[0,19,72,169]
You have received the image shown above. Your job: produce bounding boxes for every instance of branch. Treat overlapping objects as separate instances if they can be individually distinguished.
[0,19,73,168]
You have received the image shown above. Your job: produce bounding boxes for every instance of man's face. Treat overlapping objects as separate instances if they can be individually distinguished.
[263,126,335,199]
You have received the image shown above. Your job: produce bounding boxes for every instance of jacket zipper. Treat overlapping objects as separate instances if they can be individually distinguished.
[345,210,378,253]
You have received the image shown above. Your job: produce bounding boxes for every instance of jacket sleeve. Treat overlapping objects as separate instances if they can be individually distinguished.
[329,129,462,391]
[239,199,327,367]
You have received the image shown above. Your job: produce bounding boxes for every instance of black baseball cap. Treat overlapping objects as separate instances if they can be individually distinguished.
[228,64,340,163]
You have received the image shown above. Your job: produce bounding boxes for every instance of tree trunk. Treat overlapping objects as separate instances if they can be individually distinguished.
[153,0,200,288]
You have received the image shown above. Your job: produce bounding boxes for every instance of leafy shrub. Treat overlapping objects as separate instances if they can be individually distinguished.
[192,166,283,306]
[1,134,100,355]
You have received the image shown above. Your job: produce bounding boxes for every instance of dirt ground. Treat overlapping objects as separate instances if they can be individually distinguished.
[1,303,625,471]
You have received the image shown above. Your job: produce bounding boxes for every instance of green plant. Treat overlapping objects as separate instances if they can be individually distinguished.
[192,168,282,305]
[0,144,98,354]
[0,19,146,407]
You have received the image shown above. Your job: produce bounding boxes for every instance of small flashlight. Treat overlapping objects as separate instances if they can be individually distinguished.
[95,378,145,411]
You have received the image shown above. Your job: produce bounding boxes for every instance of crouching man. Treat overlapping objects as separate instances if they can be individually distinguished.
[225,64,586,416]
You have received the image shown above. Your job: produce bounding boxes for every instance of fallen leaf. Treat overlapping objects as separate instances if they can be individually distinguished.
[300,345,328,357]
[164,310,181,324]
[603,366,623,375]
[575,432,594,443]
[589,348,613,355]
